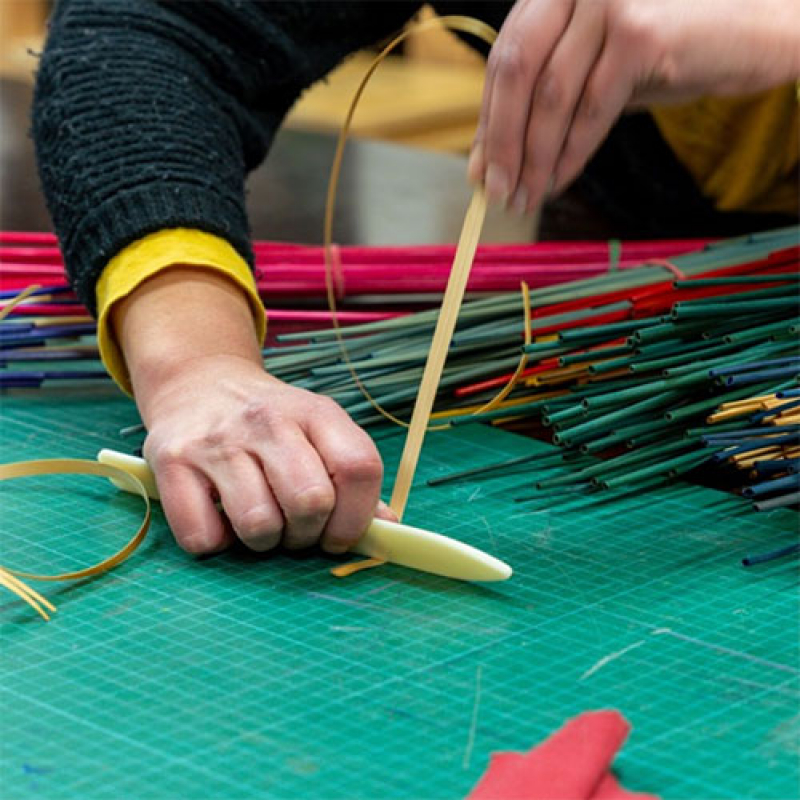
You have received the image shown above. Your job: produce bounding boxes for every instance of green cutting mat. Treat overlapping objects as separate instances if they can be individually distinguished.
[1,389,798,800]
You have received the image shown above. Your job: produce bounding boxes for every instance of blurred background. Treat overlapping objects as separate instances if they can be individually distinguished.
[1,2,543,243]
[0,1,486,154]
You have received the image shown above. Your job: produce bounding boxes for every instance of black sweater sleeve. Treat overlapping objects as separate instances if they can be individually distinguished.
[33,0,423,314]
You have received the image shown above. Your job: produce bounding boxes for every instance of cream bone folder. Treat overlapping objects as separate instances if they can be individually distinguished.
[97,449,512,582]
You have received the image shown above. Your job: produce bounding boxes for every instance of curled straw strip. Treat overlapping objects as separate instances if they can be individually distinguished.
[323,14,539,520]
[323,14,530,436]
[0,458,151,620]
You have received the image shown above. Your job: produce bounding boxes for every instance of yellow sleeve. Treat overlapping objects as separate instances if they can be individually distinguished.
[96,229,267,394]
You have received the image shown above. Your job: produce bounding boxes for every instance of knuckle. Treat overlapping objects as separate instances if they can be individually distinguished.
[199,429,225,448]
[333,450,383,486]
[147,430,240,471]
[203,442,239,464]
[489,40,525,79]
[314,394,345,418]
[610,2,660,53]
[241,400,281,430]
[534,69,565,111]
[236,505,282,542]
[288,484,336,521]
[145,439,189,470]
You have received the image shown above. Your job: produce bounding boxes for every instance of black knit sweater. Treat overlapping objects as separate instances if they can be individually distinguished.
[33,0,512,315]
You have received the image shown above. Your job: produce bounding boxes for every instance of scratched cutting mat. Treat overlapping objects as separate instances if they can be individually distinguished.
[1,388,798,800]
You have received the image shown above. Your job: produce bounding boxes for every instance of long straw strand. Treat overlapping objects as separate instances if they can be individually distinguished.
[390,187,487,518]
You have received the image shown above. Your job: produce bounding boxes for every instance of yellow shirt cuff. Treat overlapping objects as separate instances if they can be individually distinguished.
[96,229,266,394]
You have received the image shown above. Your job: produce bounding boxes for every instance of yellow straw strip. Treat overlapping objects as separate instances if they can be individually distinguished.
[469,282,532,413]
[708,407,754,424]
[389,186,488,518]
[0,567,56,621]
[430,388,564,421]
[728,446,780,463]
[718,393,775,411]
[0,284,41,322]
[330,557,387,578]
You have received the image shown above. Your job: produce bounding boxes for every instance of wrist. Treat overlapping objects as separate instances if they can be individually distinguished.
[112,266,264,404]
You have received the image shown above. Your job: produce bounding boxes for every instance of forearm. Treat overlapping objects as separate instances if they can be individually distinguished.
[112,267,263,423]
[33,0,267,314]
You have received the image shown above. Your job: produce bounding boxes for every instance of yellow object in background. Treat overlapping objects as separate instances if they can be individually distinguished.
[652,84,800,216]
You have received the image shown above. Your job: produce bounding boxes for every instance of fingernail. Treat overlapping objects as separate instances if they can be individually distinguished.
[183,535,222,556]
[511,187,528,216]
[467,143,484,183]
[241,531,281,553]
[484,164,510,206]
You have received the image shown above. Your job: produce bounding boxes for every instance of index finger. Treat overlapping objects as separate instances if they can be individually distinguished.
[480,0,575,205]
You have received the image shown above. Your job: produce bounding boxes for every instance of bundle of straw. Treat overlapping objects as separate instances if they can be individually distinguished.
[0,233,707,300]
[267,226,797,430]
[270,226,799,563]
[0,233,709,387]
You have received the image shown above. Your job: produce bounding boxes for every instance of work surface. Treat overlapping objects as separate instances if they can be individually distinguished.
[1,388,798,799]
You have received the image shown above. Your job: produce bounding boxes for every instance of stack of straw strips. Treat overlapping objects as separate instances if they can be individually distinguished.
[1,232,705,300]
[0,233,707,388]
[696,388,800,567]
[269,227,798,550]
[705,387,799,511]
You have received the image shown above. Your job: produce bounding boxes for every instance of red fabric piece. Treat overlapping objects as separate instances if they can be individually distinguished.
[592,773,655,800]
[466,710,658,800]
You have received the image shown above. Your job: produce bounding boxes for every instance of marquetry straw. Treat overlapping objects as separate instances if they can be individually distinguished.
[385,231,796,490]
[0,283,40,321]
[0,566,56,621]
[389,187,488,517]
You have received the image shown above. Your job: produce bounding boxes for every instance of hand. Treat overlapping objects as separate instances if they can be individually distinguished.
[141,356,388,555]
[113,266,392,556]
[469,0,800,214]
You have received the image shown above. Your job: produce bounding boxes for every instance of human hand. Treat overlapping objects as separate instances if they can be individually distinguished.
[469,0,800,214]
[140,356,390,555]
[111,265,393,556]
